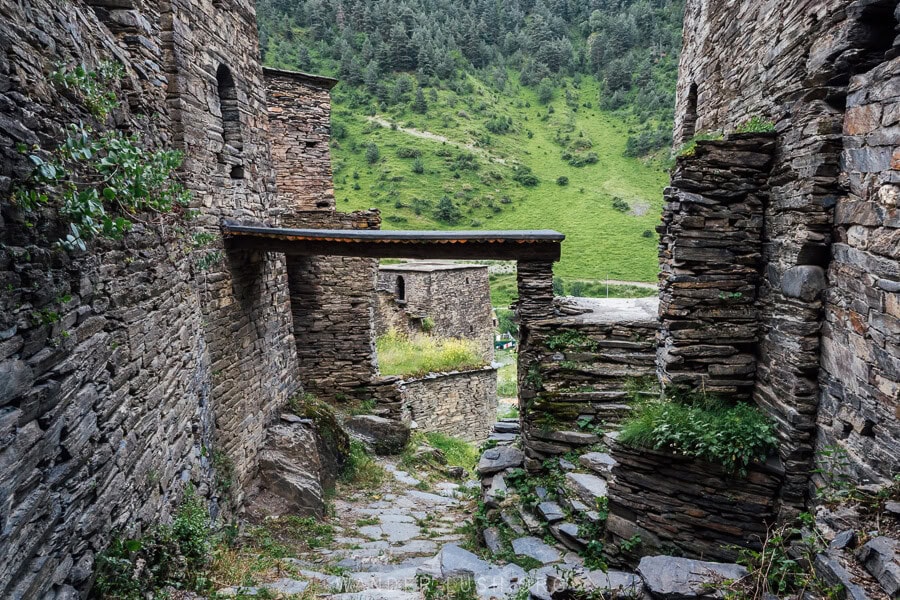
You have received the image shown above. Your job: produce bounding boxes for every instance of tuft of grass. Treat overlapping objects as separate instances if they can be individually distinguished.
[618,394,777,476]
[376,329,485,377]
[735,116,776,134]
[340,440,385,489]
[424,432,478,474]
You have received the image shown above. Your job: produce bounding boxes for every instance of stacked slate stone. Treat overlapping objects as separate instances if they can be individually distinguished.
[518,317,657,469]
[515,261,556,323]
[603,433,782,564]
[657,134,775,399]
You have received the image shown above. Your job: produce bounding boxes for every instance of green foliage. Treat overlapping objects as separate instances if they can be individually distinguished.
[434,195,462,224]
[566,152,599,167]
[340,440,385,489]
[365,142,380,164]
[212,450,236,499]
[51,61,123,119]
[618,394,778,476]
[729,520,840,600]
[547,330,596,351]
[14,121,190,251]
[512,165,539,187]
[94,487,212,598]
[676,131,724,158]
[412,157,425,174]
[497,353,518,398]
[495,308,517,337]
[376,329,485,377]
[556,176,569,186]
[611,197,630,212]
[735,116,776,134]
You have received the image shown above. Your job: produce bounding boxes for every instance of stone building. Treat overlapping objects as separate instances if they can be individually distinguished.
[668,0,900,507]
[376,261,495,361]
[0,0,363,596]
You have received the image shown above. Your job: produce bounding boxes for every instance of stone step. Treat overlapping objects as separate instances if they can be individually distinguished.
[493,421,520,434]
[511,536,561,565]
[564,472,608,507]
[536,501,565,523]
[477,446,524,475]
[578,452,618,477]
[488,432,518,444]
[549,522,586,553]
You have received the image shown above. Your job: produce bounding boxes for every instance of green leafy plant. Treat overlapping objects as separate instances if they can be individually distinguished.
[94,487,212,598]
[376,329,485,377]
[618,393,777,476]
[51,61,123,119]
[14,121,190,251]
[735,116,776,134]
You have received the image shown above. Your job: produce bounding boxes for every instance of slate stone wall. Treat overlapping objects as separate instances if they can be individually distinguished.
[264,69,336,210]
[283,210,381,403]
[518,310,658,470]
[400,367,498,443]
[658,134,774,399]
[818,48,900,484]
[0,0,302,596]
[604,435,783,565]
[675,0,900,506]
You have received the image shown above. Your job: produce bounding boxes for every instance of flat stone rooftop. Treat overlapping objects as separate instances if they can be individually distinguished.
[379,261,488,273]
[557,296,659,324]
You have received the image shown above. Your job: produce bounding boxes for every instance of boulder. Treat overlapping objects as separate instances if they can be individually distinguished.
[477,446,524,475]
[781,265,826,302]
[485,474,508,508]
[579,452,618,476]
[855,536,900,597]
[255,421,325,517]
[345,415,410,455]
[814,553,870,600]
[0,360,33,406]
[637,555,747,599]
[537,502,565,523]
[418,544,527,600]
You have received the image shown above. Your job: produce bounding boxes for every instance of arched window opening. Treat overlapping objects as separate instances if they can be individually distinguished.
[216,64,244,179]
[682,82,698,142]
[396,276,406,302]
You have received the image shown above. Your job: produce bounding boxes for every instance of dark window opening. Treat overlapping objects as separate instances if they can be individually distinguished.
[682,82,698,142]
[216,64,244,179]
[396,276,406,302]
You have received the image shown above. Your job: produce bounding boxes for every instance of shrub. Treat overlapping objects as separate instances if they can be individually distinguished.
[611,197,630,212]
[434,195,462,224]
[556,176,569,186]
[412,157,425,174]
[567,152,598,167]
[618,394,778,476]
[365,143,380,164]
[14,122,190,251]
[94,487,212,598]
[512,165,539,187]
[396,146,422,159]
[485,115,511,134]
[376,329,485,377]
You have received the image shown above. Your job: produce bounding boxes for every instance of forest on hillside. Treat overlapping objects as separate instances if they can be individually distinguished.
[258,0,683,158]
[255,1,684,282]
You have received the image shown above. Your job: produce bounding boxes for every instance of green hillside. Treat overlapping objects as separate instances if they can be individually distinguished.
[331,74,668,280]
[257,0,683,282]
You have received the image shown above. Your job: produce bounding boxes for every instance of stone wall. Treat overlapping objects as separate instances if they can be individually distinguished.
[604,435,783,565]
[657,134,774,399]
[400,367,498,443]
[283,210,381,403]
[518,298,658,469]
[818,45,900,484]
[264,69,337,210]
[0,0,302,596]
[675,0,900,506]
[376,263,494,361]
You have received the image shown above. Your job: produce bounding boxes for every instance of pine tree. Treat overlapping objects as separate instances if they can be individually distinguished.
[412,87,428,113]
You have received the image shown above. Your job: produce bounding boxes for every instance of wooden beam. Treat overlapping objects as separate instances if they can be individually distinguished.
[221,222,564,262]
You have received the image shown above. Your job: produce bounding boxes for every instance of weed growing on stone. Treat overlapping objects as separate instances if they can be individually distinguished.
[735,116,776,134]
[675,131,724,158]
[618,392,777,476]
[340,440,386,489]
[93,486,212,598]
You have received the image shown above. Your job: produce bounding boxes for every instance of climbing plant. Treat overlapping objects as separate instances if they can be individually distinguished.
[14,124,190,250]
